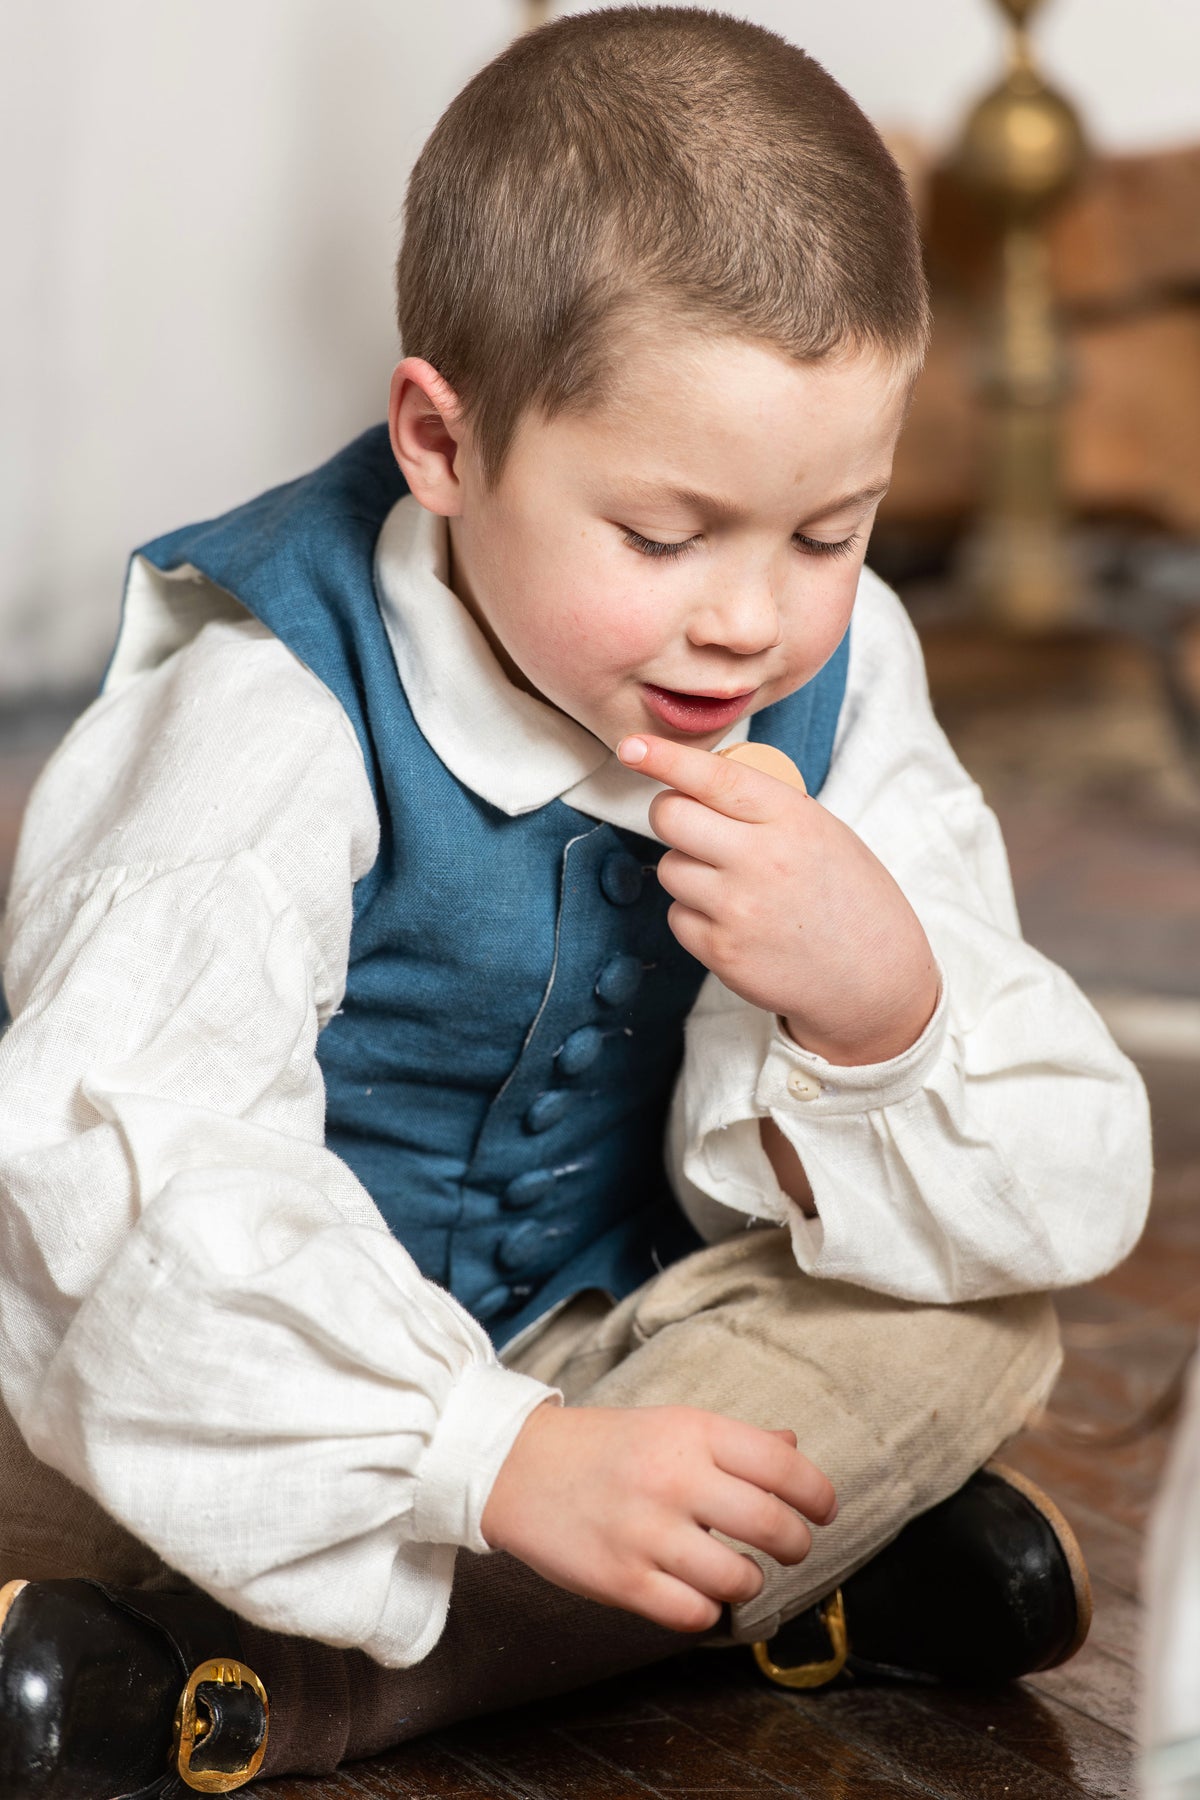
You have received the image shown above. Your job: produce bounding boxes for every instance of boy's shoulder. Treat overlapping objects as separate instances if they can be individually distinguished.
[22,609,371,902]
[122,428,406,793]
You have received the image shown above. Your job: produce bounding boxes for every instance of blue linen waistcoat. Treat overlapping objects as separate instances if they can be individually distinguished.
[132,426,849,1349]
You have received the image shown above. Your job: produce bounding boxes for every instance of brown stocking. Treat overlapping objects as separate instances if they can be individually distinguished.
[239,1547,706,1778]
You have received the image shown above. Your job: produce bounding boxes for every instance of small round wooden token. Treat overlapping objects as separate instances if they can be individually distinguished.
[717,741,808,794]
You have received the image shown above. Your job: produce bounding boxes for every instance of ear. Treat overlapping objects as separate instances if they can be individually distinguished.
[388,358,467,516]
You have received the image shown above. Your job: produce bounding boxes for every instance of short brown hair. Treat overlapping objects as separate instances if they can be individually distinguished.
[396,6,929,489]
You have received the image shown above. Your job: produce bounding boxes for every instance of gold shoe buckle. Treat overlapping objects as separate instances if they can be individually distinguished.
[172,1658,270,1794]
[753,1588,849,1690]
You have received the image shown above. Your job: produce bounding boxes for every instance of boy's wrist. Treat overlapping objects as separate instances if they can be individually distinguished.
[782,977,942,1069]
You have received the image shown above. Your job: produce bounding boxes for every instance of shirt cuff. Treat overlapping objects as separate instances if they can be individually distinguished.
[755,968,949,1120]
[411,1361,561,1552]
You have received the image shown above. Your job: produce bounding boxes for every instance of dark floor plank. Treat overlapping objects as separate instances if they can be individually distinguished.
[600,1650,1103,1800]
[440,1728,662,1800]
[1050,1498,1144,1599]
[443,1721,666,1800]
[1026,1641,1139,1744]
[794,1683,1096,1800]
[257,1740,524,1798]
[1041,1328,1192,1436]
[1084,1577,1139,1672]
[550,1663,935,1800]
[558,1707,798,1793]
[1098,1236,1200,1322]
[1004,1431,1167,1536]
[561,1670,937,1800]
[915,1685,1136,1800]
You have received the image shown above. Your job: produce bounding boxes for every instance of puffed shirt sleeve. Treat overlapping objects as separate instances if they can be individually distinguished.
[0,609,556,1666]
[667,568,1152,1301]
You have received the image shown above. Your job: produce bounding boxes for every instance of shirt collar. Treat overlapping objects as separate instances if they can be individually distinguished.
[373,492,748,835]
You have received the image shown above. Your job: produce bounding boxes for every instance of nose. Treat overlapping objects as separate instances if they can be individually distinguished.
[686,572,783,658]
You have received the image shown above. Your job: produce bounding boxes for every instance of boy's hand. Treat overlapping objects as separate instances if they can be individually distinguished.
[481,1401,836,1633]
[618,733,939,1065]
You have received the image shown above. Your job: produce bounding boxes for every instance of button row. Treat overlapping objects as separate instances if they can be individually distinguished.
[480,851,649,1320]
[518,849,648,1164]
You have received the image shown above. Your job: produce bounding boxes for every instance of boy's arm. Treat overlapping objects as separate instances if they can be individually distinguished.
[0,613,555,1667]
[665,569,1152,1300]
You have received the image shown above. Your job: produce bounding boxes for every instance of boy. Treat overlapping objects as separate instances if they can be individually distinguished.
[0,8,1149,1794]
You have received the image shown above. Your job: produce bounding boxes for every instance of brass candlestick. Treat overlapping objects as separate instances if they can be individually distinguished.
[951,0,1088,630]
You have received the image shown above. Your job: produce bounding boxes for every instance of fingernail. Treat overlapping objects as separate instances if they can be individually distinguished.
[618,736,648,765]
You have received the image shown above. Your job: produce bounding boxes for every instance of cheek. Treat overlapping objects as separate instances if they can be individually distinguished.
[788,563,861,679]
[547,562,669,676]
[582,589,669,671]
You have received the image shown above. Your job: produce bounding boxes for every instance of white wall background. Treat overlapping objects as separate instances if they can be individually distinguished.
[3,0,1197,697]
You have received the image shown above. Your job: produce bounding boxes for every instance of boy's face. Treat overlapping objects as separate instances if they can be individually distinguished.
[411,326,910,752]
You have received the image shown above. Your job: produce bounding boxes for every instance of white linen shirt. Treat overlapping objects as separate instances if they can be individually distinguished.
[0,493,1151,1666]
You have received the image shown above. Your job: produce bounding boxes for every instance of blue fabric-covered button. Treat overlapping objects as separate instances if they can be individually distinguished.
[474,1282,513,1319]
[595,953,643,1007]
[497,1220,547,1273]
[525,1090,569,1133]
[504,1169,557,1210]
[599,850,644,906]
[556,1026,604,1077]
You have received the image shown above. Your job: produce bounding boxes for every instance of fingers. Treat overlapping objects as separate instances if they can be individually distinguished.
[712,1419,838,1527]
[620,734,804,825]
[648,788,737,862]
[700,1473,814,1567]
[656,1529,765,1610]
[663,900,719,968]
[550,1560,724,1634]
[634,1570,724,1635]
[656,848,723,915]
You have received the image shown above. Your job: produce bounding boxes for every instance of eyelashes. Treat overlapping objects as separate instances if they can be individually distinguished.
[620,527,861,562]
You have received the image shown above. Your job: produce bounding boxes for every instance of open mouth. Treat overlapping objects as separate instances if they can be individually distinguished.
[641,684,758,735]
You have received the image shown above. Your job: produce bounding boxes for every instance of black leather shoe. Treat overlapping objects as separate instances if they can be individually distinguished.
[754,1462,1092,1690]
[0,1577,269,1798]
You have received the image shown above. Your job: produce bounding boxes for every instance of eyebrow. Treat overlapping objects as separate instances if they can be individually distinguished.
[619,479,891,523]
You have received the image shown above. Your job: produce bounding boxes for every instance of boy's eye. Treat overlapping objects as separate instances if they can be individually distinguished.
[621,528,698,560]
[795,533,861,560]
[621,527,860,561]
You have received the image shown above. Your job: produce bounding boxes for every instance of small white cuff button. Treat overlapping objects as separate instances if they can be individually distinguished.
[786,1069,822,1102]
